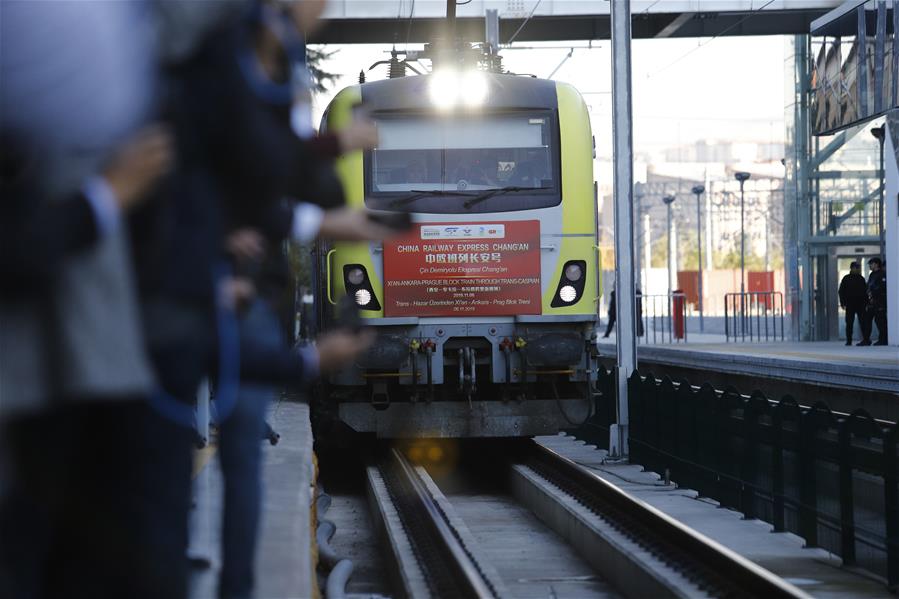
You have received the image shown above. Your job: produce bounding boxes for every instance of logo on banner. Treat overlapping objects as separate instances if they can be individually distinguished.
[420,224,505,240]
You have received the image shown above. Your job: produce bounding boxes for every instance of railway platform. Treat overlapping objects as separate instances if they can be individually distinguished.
[596,338,899,420]
[536,433,889,599]
[188,399,316,599]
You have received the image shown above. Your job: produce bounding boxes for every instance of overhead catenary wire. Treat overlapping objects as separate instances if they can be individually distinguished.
[404,0,415,51]
[393,0,404,49]
[648,0,776,78]
[546,47,575,80]
[641,0,663,14]
[505,0,543,46]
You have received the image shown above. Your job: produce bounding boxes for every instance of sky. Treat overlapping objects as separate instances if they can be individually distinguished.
[311,34,789,161]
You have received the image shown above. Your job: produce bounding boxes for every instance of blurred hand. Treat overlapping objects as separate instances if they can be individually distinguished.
[318,207,396,242]
[226,228,267,262]
[315,328,376,372]
[336,119,378,153]
[219,276,256,312]
[103,124,174,211]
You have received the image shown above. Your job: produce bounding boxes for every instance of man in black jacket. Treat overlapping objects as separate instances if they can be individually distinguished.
[601,288,644,338]
[865,257,888,346]
[838,262,867,346]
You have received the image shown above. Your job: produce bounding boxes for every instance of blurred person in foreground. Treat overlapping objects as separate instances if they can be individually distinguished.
[0,2,173,597]
[838,261,867,346]
[127,2,387,598]
[208,3,394,597]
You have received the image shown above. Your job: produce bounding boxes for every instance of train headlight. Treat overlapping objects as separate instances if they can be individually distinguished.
[559,285,577,303]
[564,263,583,282]
[429,70,459,110]
[551,260,587,307]
[347,267,365,286]
[429,70,488,110]
[461,71,488,107]
[354,289,372,306]
[343,264,381,311]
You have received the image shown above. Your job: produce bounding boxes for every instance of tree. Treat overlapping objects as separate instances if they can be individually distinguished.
[714,250,767,271]
[650,235,668,267]
[306,46,340,93]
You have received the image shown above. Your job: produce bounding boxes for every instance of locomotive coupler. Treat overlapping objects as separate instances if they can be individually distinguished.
[371,382,390,407]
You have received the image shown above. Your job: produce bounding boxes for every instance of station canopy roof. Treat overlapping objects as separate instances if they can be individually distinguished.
[315,0,842,44]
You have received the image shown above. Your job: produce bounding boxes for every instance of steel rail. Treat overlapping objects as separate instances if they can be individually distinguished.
[380,448,499,598]
[528,441,812,599]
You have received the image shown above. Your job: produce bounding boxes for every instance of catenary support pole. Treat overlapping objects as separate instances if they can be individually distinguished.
[609,0,636,458]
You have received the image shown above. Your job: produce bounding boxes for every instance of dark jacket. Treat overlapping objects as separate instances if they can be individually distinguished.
[867,269,887,309]
[0,0,156,415]
[838,272,867,309]
[1,189,101,297]
[129,21,342,399]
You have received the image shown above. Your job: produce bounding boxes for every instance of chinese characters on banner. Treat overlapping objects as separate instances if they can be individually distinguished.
[383,221,542,316]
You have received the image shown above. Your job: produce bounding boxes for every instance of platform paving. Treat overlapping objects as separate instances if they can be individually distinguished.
[189,399,315,599]
[535,433,891,599]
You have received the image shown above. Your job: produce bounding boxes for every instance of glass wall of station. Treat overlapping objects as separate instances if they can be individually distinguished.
[784,1,892,341]
[811,0,897,135]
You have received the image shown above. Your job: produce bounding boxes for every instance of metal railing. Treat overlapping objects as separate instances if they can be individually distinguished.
[724,291,785,342]
[577,366,899,591]
[639,292,688,344]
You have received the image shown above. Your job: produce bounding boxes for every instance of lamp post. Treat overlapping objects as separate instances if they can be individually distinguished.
[635,182,645,292]
[662,194,676,296]
[735,172,751,335]
[691,185,705,332]
[871,125,886,260]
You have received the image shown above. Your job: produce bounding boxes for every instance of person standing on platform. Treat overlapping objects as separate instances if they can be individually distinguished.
[601,288,644,338]
[838,261,867,346]
[864,257,888,346]
[602,290,616,338]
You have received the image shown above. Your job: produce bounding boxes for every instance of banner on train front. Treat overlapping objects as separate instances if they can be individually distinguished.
[383,220,542,316]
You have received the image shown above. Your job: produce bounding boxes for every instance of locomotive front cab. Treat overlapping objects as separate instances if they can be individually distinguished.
[318,73,599,438]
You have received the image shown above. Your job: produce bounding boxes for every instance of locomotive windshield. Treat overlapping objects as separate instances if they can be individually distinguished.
[364,111,560,213]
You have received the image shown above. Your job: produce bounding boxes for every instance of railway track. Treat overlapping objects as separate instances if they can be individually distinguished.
[320,440,812,599]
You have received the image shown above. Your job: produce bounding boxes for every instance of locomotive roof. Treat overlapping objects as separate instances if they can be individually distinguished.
[357,72,561,112]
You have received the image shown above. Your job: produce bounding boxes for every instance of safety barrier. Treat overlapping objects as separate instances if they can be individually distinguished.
[577,366,898,590]
[639,292,688,344]
[724,291,784,342]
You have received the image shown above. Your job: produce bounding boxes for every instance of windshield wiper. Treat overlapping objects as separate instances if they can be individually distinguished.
[462,186,551,210]
[389,189,476,208]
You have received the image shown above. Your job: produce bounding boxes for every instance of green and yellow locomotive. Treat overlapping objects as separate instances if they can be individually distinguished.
[314,58,599,438]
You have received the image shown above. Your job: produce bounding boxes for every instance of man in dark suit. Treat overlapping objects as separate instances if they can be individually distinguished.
[838,261,867,345]
[865,257,888,346]
[602,288,644,338]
